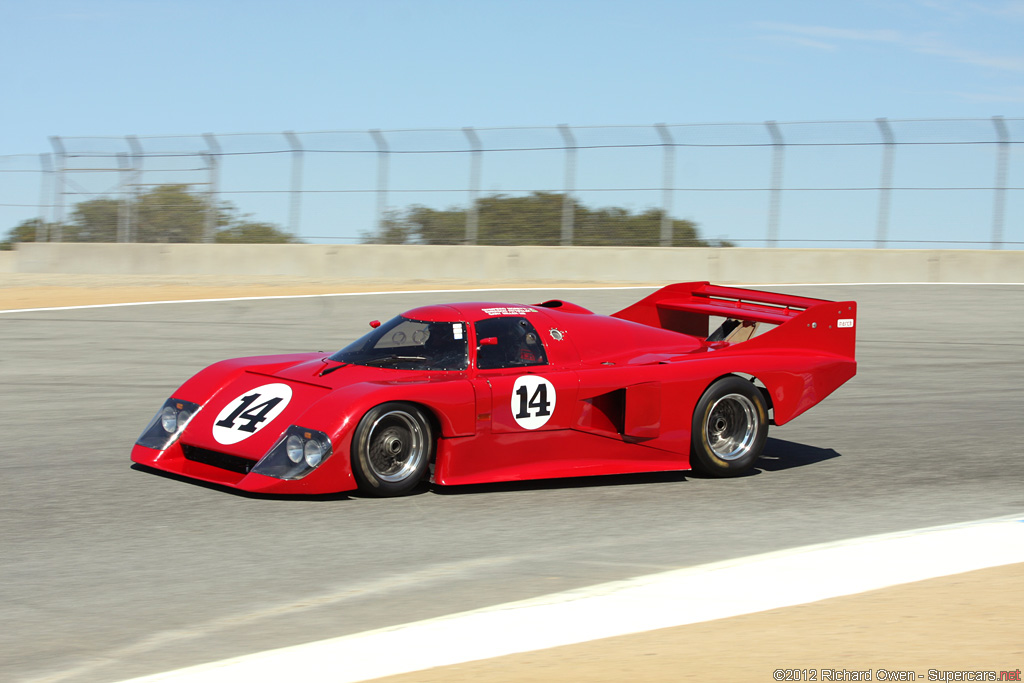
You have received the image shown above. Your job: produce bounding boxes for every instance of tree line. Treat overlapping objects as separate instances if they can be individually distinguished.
[1,184,298,249]
[363,192,731,247]
[3,186,730,249]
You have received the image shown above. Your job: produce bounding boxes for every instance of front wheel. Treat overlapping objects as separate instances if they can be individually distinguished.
[690,376,768,477]
[351,402,434,496]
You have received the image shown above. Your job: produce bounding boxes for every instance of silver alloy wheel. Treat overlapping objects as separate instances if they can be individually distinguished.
[705,393,758,461]
[366,409,427,483]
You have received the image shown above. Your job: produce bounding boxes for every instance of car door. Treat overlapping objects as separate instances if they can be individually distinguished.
[471,315,578,435]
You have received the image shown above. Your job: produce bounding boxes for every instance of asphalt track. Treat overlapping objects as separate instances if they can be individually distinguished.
[2,284,1023,683]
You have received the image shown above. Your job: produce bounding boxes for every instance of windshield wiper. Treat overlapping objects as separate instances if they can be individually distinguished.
[358,355,428,366]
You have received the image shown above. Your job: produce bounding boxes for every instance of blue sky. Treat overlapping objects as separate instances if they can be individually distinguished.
[1,0,1022,246]
[2,0,1021,146]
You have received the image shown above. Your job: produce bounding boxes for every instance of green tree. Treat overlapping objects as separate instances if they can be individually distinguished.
[2,184,298,246]
[363,192,731,247]
[135,184,225,242]
[372,209,424,244]
[1,218,50,249]
[215,221,297,244]
[66,198,120,242]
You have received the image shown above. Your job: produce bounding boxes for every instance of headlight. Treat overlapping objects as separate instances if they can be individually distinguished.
[304,440,325,468]
[286,435,304,463]
[253,426,333,480]
[161,407,178,433]
[137,399,201,450]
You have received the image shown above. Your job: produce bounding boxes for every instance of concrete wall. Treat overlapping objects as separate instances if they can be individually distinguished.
[7,242,1024,284]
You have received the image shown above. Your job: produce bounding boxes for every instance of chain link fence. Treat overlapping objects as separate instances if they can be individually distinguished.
[1,118,1021,248]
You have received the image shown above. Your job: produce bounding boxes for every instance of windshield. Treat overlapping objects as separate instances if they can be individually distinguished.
[330,316,469,371]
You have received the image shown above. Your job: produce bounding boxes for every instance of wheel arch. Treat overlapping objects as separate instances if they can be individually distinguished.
[729,372,775,416]
[698,371,771,407]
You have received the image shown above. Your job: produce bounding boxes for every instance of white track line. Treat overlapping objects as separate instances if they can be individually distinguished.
[2,282,1023,315]
[0,286,653,314]
[118,515,1024,683]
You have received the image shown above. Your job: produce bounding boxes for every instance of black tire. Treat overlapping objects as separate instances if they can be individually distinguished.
[351,402,434,496]
[690,376,768,477]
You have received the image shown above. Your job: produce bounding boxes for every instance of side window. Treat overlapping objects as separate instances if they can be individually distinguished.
[475,317,549,370]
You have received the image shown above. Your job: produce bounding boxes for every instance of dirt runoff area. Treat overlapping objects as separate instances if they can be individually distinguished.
[0,274,631,310]
[374,563,1023,683]
[5,274,1021,682]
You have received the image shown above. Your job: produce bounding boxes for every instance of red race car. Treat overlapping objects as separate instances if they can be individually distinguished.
[132,283,856,497]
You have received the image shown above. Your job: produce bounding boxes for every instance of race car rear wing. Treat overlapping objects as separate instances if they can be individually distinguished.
[612,282,856,359]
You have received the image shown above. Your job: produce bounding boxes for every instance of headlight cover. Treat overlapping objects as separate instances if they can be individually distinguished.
[137,398,201,450]
[253,426,333,480]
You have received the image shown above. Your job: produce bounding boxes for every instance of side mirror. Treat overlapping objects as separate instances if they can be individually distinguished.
[369,320,381,329]
[478,336,498,346]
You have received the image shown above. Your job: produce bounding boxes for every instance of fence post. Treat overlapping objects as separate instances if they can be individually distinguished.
[875,118,895,248]
[202,133,221,243]
[48,136,65,242]
[655,123,675,247]
[463,127,482,245]
[558,124,576,246]
[992,116,1010,250]
[765,121,784,247]
[126,136,143,242]
[116,152,131,243]
[38,153,52,243]
[284,131,304,239]
[369,130,390,240]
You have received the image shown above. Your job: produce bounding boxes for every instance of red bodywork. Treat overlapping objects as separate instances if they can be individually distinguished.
[131,283,857,494]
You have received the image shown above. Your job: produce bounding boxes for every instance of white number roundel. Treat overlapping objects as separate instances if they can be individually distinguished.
[511,375,556,430]
[212,383,293,445]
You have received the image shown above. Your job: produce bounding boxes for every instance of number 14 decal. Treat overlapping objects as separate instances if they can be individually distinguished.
[216,393,283,433]
[511,375,557,430]
[212,383,293,445]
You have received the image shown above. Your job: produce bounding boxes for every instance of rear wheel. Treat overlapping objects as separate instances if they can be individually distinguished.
[351,402,434,496]
[690,376,768,477]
